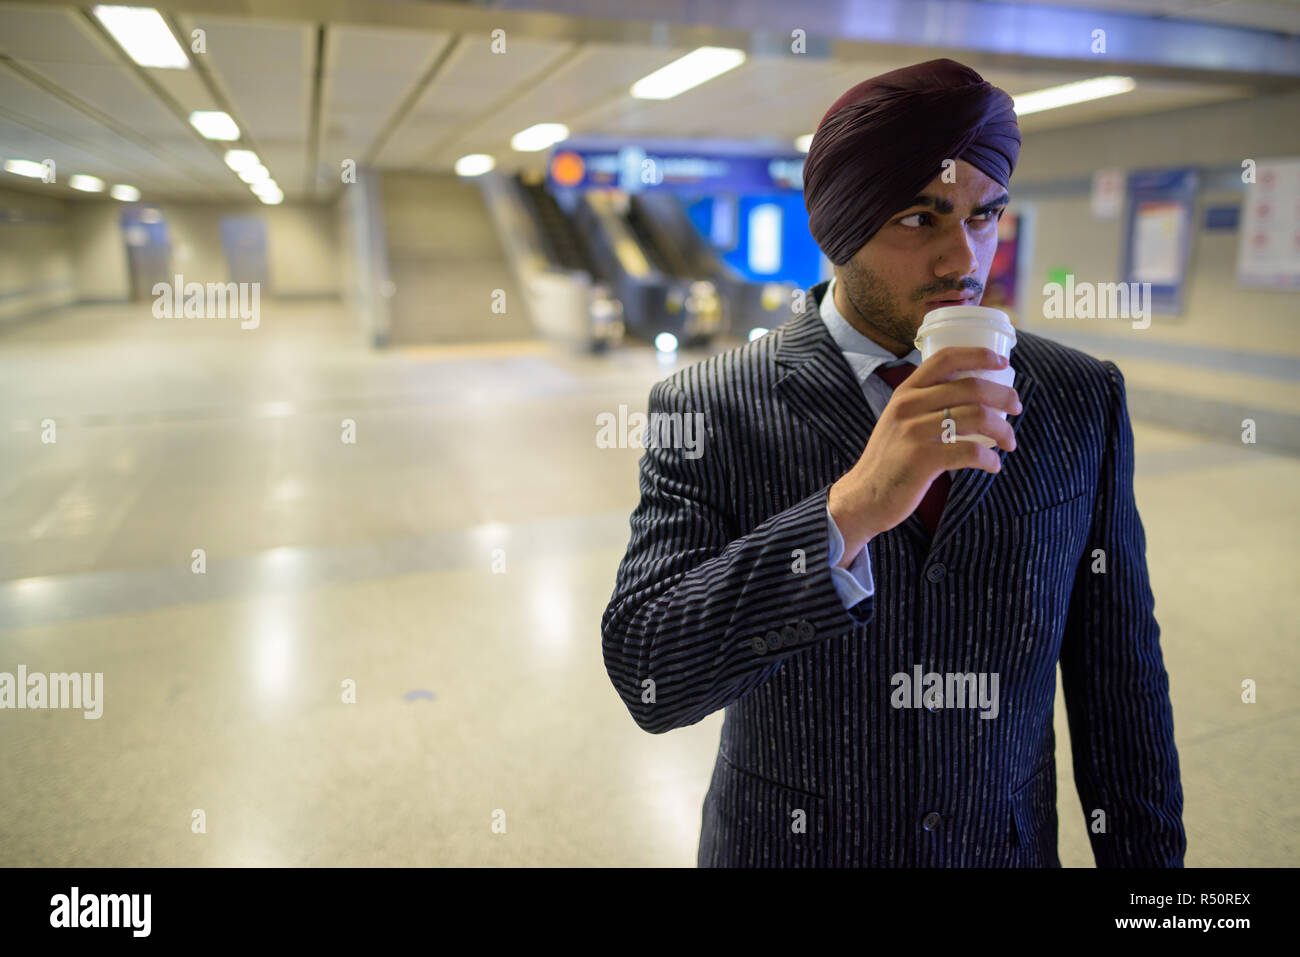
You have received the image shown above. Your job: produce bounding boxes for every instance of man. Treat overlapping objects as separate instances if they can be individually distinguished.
[601,59,1185,867]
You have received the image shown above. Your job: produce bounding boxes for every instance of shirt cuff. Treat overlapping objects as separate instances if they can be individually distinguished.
[826,505,874,608]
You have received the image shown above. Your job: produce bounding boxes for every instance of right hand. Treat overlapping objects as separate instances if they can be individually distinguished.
[828,347,1022,565]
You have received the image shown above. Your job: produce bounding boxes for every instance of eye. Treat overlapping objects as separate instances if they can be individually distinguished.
[898,212,931,228]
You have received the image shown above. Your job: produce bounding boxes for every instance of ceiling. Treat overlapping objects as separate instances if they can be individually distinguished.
[0,0,1295,205]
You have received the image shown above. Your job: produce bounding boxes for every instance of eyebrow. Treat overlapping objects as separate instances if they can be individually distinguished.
[898,191,1010,216]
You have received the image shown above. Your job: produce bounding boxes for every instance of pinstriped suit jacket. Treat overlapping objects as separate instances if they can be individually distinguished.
[601,279,1185,867]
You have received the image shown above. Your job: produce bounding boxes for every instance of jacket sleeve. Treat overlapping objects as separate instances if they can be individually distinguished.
[601,377,875,734]
[1059,360,1186,867]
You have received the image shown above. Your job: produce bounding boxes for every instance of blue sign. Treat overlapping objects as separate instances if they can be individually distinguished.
[547,144,805,195]
[1204,204,1240,231]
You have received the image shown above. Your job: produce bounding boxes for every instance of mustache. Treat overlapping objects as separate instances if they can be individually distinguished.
[917,282,982,300]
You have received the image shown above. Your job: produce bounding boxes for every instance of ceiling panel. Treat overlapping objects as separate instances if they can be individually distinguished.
[429,42,693,165]
[0,5,108,62]
[0,40,214,197]
[375,35,574,169]
[570,56,901,145]
[182,18,315,144]
[147,65,220,116]
[0,115,201,194]
[180,18,318,198]
[318,26,453,167]
[0,114,134,181]
[254,145,307,197]
[0,9,187,140]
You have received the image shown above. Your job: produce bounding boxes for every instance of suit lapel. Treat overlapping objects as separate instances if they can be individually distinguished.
[928,364,1038,553]
[773,287,877,467]
[773,281,1039,554]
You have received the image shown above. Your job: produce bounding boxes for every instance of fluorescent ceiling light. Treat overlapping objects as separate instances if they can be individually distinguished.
[631,47,746,100]
[4,159,47,178]
[794,134,813,153]
[92,5,189,69]
[454,154,495,176]
[110,184,141,201]
[189,111,240,141]
[251,180,281,198]
[510,123,569,152]
[223,149,261,171]
[238,165,271,184]
[69,174,106,192]
[1013,76,1136,116]
[255,186,284,205]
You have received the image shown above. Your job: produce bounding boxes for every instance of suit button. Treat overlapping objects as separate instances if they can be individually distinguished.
[765,630,782,651]
[751,636,769,656]
[780,625,797,647]
[922,811,942,831]
[796,619,815,641]
[925,563,946,583]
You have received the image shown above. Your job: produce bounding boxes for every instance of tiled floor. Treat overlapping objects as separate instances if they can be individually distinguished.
[1,300,1296,866]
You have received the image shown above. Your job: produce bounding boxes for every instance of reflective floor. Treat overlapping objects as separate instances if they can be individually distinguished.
[1,301,1296,866]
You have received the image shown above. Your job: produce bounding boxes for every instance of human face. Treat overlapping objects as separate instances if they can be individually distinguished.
[833,159,1009,358]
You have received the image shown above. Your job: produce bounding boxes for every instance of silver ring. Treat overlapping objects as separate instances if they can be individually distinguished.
[944,406,951,420]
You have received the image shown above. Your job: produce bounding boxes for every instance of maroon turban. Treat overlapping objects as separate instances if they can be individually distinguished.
[803,58,1021,265]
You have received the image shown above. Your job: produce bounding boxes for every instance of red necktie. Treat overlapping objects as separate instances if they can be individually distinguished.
[873,362,950,537]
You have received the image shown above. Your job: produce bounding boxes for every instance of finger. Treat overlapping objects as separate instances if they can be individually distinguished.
[913,377,1021,415]
[943,405,1017,452]
[950,378,1022,415]
[920,377,1019,416]
[941,437,1003,474]
[909,347,1008,389]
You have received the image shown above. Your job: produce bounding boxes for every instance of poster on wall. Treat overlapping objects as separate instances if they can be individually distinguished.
[1132,200,1187,284]
[982,210,1022,316]
[1121,168,1198,316]
[1236,157,1300,290]
[1090,169,1124,220]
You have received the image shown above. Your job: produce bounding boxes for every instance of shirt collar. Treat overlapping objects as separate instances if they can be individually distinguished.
[819,275,924,383]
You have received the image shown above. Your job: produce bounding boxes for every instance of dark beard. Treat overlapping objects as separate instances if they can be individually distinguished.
[836,260,921,359]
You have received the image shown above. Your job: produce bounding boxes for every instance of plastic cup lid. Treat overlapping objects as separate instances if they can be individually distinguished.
[915,305,1016,347]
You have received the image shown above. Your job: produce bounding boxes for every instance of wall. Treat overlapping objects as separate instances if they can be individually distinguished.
[266,204,341,297]
[0,187,341,325]
[1013,87,1300,355]
[335,167,392,346]
[68,200,129,302]
[0,185,75,324]
[378,171,533,344]
[162,200,340,297]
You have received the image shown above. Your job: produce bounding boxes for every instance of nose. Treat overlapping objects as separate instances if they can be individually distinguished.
[934,223,979,282]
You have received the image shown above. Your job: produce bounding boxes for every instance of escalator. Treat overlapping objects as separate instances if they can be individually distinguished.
[477,171,623,351]
[519,179,602,279]
[624,198,694,278]
[575,189,723,347]
[630,191,797,338]
[485,172,728,349]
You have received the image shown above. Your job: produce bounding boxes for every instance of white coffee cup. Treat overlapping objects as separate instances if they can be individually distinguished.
[913,305,1017,448]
